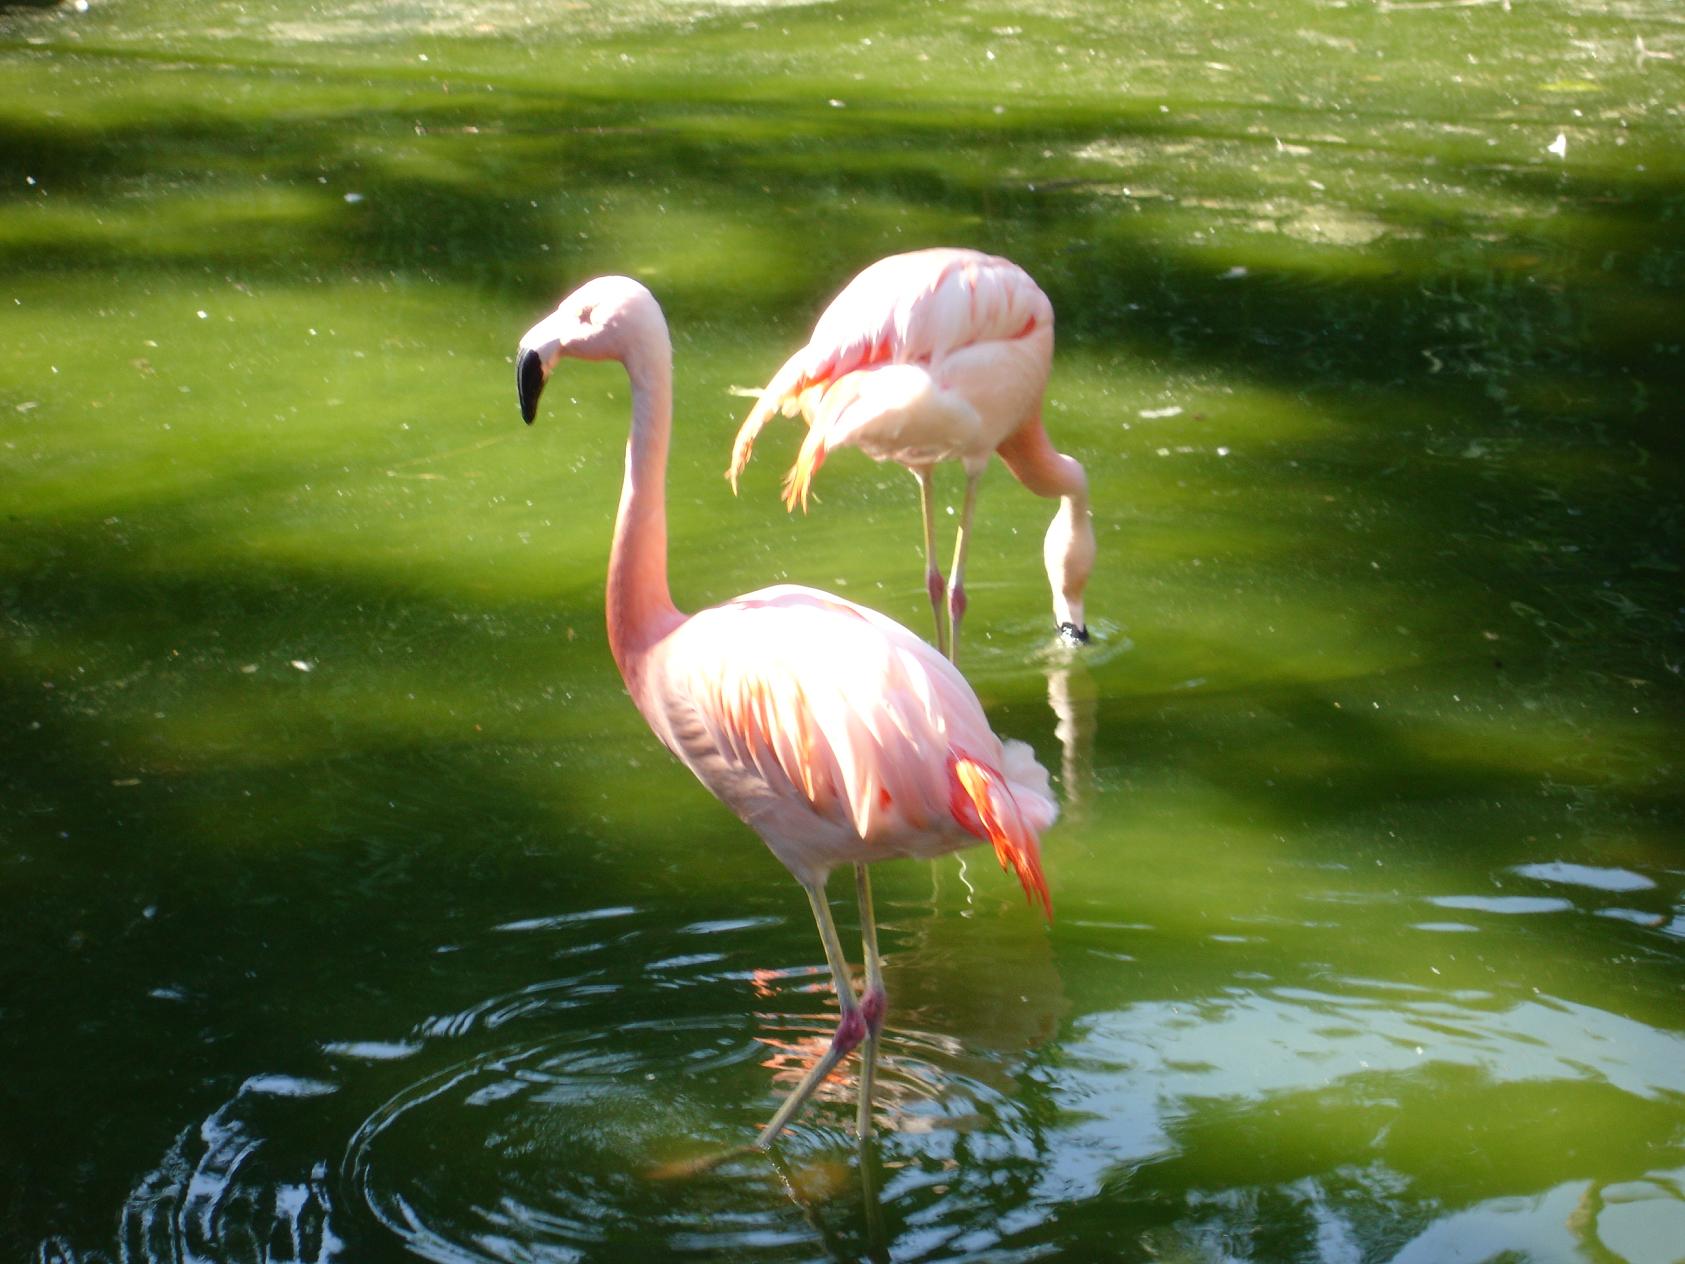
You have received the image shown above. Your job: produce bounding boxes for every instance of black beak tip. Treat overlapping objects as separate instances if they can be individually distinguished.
[517,349,545,424]
[1057,621,1090,645]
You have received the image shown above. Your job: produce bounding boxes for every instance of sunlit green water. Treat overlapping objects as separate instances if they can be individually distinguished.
[3,1,1681,1260]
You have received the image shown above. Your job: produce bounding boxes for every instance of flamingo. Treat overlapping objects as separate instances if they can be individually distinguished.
[727,247,1096,661]
[516,276,1056,1151]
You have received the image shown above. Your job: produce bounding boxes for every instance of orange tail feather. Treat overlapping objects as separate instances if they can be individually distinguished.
[949,755,1053,921]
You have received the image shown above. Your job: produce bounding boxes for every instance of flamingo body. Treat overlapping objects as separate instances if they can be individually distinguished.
[644,583,1054,904]
[729,248,1095,654]
[516,276,1055,1150]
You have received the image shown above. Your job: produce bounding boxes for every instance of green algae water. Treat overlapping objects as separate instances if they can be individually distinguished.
[3,1,1682,1260]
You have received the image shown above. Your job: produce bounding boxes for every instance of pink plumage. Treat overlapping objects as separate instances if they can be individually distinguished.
[516,274,1056,1154]
[728,248,1097,659]
[753,248,1051,412]
[648,584,1054,914]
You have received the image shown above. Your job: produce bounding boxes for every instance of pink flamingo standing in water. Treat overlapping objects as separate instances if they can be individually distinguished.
[728,248,1096,660]
[516,275,1056,1149]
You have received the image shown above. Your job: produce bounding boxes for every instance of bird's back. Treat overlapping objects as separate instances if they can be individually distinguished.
[638,585,1054,908]
[804,248,1052,384]
[729,249,1054,488]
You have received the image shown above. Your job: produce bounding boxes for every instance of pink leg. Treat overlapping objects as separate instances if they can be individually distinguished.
[860,985,886,1033]
[755,878,867,1148]
[855,863,886,1141]
[915,468,950,657]
[945,468,982,665]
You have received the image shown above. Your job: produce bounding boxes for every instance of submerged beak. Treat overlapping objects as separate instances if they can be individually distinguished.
[517,346,547,424]
[1057,621,1090,645]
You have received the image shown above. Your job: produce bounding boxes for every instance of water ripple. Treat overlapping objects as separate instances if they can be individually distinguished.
[95,946,1047,1264]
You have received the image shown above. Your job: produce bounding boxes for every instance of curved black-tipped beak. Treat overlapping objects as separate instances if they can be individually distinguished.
[1057,621,1090,645]
[517,348,546,424]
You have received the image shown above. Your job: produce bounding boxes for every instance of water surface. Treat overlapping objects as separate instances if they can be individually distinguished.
[2,1,1682,1260]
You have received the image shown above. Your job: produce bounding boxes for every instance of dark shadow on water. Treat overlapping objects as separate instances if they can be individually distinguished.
[0,520,638,1256]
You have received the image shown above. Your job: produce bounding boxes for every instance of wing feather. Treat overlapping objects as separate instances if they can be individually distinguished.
[727,249,1052,491]
[653,589,976,838]
[644,587,1055,911]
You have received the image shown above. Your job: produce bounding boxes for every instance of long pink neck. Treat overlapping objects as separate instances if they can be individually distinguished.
[997,417,1088,508]
[606,332,684,691]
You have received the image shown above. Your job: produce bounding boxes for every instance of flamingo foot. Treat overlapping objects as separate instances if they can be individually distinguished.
[647,1144,758,1181]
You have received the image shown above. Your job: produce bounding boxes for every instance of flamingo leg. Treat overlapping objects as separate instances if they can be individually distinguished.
[854,862,886,1141]
[945,467,983,664]
[914,468,949,657]
[755,877,867,1149]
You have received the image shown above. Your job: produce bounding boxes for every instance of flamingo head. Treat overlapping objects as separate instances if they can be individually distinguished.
[1046,496,1095,645]
[516,275,663,423]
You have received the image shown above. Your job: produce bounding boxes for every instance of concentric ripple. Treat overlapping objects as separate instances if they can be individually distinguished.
[87,901,1058,1264]
[341,986,1039,1262]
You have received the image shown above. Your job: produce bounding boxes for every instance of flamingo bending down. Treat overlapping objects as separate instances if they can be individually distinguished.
[728,247,1096,661]
[516,276,1056,1150]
